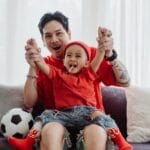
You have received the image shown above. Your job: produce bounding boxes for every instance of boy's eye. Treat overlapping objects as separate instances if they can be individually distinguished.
[76,55,81,58]
[66,54,71,57]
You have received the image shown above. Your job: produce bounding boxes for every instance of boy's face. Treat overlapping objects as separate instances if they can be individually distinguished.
[64,44,89,74]
[42,20,71,59]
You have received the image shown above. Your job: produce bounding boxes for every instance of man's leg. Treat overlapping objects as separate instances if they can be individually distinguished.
[40,122,65,150]
[83,124,107,150]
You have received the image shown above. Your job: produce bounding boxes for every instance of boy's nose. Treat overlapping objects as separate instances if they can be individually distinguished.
[70,56,76,61]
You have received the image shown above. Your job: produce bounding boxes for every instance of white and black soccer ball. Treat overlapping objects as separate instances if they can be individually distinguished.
[0,108,34,138]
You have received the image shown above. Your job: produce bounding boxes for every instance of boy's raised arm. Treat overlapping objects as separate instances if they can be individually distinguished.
[91,27,105,72]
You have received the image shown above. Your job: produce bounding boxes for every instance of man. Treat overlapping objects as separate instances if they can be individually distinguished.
[24,11,130,150]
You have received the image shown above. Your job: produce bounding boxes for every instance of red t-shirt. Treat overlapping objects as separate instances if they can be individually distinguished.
[49,65,97,109]
[37,47,118,111]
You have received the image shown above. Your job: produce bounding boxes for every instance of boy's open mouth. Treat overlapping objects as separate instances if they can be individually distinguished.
[69,64,77,68]
[68,64,77,72]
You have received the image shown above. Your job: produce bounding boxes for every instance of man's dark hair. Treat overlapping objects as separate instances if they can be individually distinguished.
[38,11,69,35]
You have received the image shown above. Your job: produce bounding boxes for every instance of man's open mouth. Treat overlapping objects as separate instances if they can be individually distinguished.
[53,45,61,50]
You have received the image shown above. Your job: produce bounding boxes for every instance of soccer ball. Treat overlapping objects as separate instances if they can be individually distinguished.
[0,108,34,138]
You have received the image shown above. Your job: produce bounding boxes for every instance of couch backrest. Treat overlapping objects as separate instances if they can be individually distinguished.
[0,85,24,120]
[0,85,127,137]
[102,86,127,138]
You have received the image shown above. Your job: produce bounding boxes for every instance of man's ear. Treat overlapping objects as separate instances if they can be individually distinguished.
[84,60,90,67]
[68,30,71,40]
[42,36,46,47]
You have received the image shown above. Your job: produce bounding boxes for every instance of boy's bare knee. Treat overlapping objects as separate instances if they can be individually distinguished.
[90,110,103,120]
[84,124,106,134]
[40,122,66,149]
[41,122,65,137]
[83,124,107,150]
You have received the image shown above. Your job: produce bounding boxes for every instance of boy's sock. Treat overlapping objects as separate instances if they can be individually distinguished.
[8,129,39,150]
[109,128,133,150]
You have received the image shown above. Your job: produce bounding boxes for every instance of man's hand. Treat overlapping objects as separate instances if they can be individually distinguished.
[97,27,114,58]
[25,38,49,75]
[26,38,38,49]
[25,38,43,68]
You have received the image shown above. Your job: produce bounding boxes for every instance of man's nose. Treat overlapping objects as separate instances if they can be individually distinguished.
[51,35,58,43]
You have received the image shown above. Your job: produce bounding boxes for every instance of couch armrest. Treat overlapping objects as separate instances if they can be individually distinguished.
[102,86,127,138]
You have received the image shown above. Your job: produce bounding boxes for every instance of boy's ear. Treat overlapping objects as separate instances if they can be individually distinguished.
[84,60,90,67]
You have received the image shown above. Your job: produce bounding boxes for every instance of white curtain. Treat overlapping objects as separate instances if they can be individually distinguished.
[0,0,82,86]
[81,0,150,87]
[0,0,150,87]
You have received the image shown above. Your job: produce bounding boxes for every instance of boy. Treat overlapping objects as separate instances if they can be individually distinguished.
[8,27,132,150]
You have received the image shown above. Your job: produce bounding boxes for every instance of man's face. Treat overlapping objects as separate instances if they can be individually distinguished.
[42,20,71,59]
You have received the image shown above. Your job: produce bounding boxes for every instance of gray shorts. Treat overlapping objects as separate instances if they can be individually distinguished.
[36,105,117,149]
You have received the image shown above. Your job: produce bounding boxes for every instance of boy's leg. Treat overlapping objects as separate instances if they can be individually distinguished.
[40,122,66,150]
[108,128,133,150]
[8,120,42,150]
[39,109,72,150]
[78,124,107,150]
[76,126,115,150]
[73,107,107,150]
[8,129,39,150]
[92,113,133,150]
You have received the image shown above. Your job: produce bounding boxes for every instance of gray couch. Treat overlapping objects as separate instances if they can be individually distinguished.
[0,85,150,150]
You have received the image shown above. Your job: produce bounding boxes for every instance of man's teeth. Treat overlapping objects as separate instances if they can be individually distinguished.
[53,46,61,50]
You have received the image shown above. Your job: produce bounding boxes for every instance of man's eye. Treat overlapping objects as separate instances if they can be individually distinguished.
[45,35,52,38]
[56,32,63,36]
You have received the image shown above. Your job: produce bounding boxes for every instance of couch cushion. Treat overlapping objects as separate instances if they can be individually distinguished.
[114,143,150,150]
[131,143,150,150]
[0,137,14,150]
[0,85,24,137]
[125,86,150,143]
